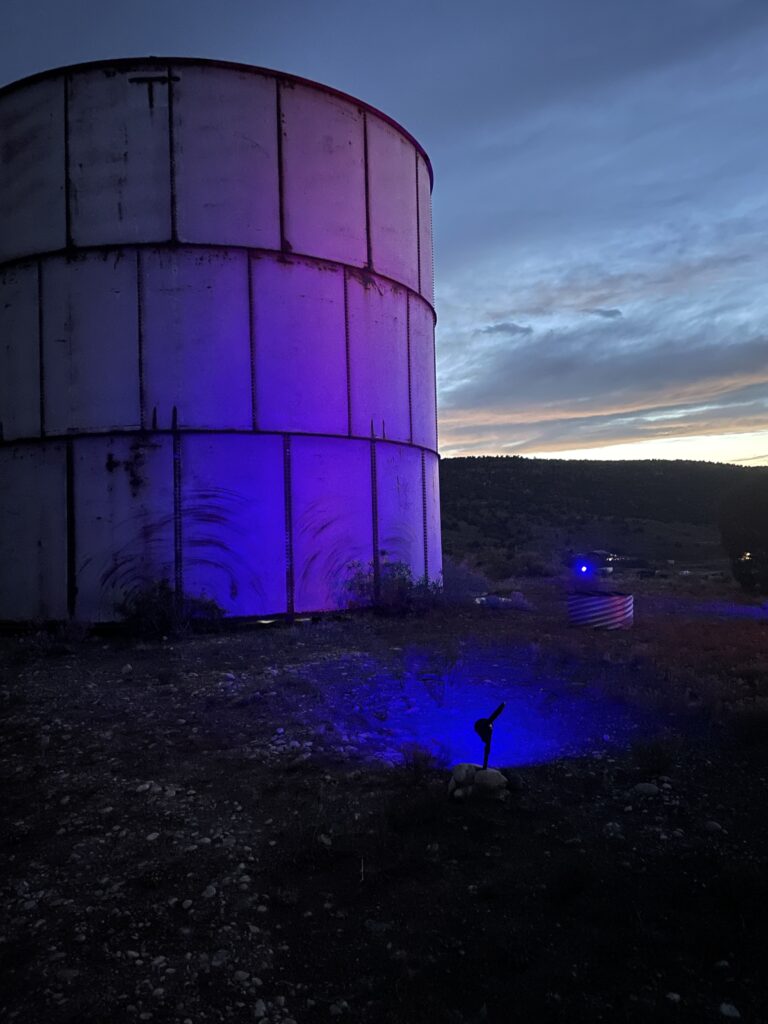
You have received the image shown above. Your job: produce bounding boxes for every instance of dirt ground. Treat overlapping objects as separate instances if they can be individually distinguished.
[2,578,768,1024]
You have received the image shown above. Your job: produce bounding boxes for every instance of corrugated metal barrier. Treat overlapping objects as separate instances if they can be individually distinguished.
[567,592,634,629]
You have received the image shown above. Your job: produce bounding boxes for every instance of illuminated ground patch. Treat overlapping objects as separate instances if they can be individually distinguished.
[295,645,670,768]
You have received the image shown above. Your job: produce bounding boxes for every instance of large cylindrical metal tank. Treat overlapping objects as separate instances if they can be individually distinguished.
[0,58,440,621]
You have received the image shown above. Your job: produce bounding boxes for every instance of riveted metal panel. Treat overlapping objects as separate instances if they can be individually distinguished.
[281,84,367,267]
[408,295,438,451]
[375,442,424,577]
[0,77,66,262]
[43,252,140,433]
[424,451,442,583]
[141,248,251,430]
[0,444,67,620]
[252,256,347,434]
[417,153,434,304]
[367,116,419,291]
[181,434,287,615]
[291,436,373,612]
[173,66,280,249]
[73,435,174,621]
[347,273,409,442]
[0,262,39,439]
[68,66,172,245]
[0,59,439,621]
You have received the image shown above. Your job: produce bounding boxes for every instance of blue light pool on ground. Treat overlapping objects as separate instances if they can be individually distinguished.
[300,646,669,768]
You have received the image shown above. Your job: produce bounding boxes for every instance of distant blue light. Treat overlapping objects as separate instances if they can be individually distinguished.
[580,565,588,573]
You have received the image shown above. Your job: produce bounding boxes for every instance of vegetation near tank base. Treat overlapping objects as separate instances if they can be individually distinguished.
[345,559,443,615]
[116,579,224,638]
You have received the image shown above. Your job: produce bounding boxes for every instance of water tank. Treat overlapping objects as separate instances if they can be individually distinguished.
[0,58,440,621]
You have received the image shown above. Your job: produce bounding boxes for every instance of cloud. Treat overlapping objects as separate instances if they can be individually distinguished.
[479,321,533,336]
[583,307,623,319]
[438,392,768,458]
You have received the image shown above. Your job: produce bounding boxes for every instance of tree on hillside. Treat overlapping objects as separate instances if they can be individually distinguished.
[719,476,768,594]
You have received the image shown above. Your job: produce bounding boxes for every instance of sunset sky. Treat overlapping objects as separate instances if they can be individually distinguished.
[3,0,767,465]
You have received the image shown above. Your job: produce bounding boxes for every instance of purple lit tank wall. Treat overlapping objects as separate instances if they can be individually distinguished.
[0,59,440,621]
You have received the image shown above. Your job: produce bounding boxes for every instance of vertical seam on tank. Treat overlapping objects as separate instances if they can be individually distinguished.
[363,111,373,269]
[406,294,413,444]
[136,251,145,430]
[276,80,287,251]
[421,449,429,581]
[172,411,183,598]
[63,75,73,249]
[344,269,352,435]
[283,435,295,615]
[66,439,76,618]
[415,151,422,296]
[37,260,46,436]
[166,64,178,242]
[370,440,380,600]
[247,253,257,430]
[432,317,439,450]
[429,193,435,303]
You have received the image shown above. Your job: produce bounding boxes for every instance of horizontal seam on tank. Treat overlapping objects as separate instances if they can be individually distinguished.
[0,428,441,459]
[0,58,434,190]
[0,242,437,324]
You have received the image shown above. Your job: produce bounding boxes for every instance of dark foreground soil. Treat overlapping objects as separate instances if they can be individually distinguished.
[2,580,768,1024]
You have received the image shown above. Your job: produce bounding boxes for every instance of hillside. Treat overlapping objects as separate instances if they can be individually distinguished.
[439,457,768,580]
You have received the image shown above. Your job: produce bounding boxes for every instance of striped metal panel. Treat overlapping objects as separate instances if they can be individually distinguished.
[567,592,634,630]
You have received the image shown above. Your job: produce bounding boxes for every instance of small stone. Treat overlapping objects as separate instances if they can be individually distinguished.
[705,821,723,833]
[122,664,133,676]
[146,833,159,842]
[449,764,507,800]
[449,763,478,791]
[202,885,217,899]
[632,783,659,797]
[474,769,508,793]
[318,834,332,847]
[720,1004,740,1019]
[253,999,266,1018]
[666,992,681,1003]
[233,970,249,982]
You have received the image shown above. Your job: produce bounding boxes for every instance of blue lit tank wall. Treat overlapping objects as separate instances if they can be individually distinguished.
[0,59,440,621]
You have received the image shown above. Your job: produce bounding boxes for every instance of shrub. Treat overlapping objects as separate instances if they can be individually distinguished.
[345,559,442,615]
[719,476,768,594]
[116,579,224,638]
[441,557,489,603]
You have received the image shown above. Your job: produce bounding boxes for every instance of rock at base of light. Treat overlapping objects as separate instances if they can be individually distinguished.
[448,763,508,800]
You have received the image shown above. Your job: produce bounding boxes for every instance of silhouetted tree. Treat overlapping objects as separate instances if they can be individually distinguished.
[719,476,768,594]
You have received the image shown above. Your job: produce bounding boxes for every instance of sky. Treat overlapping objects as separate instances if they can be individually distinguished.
[3,0,767,465]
